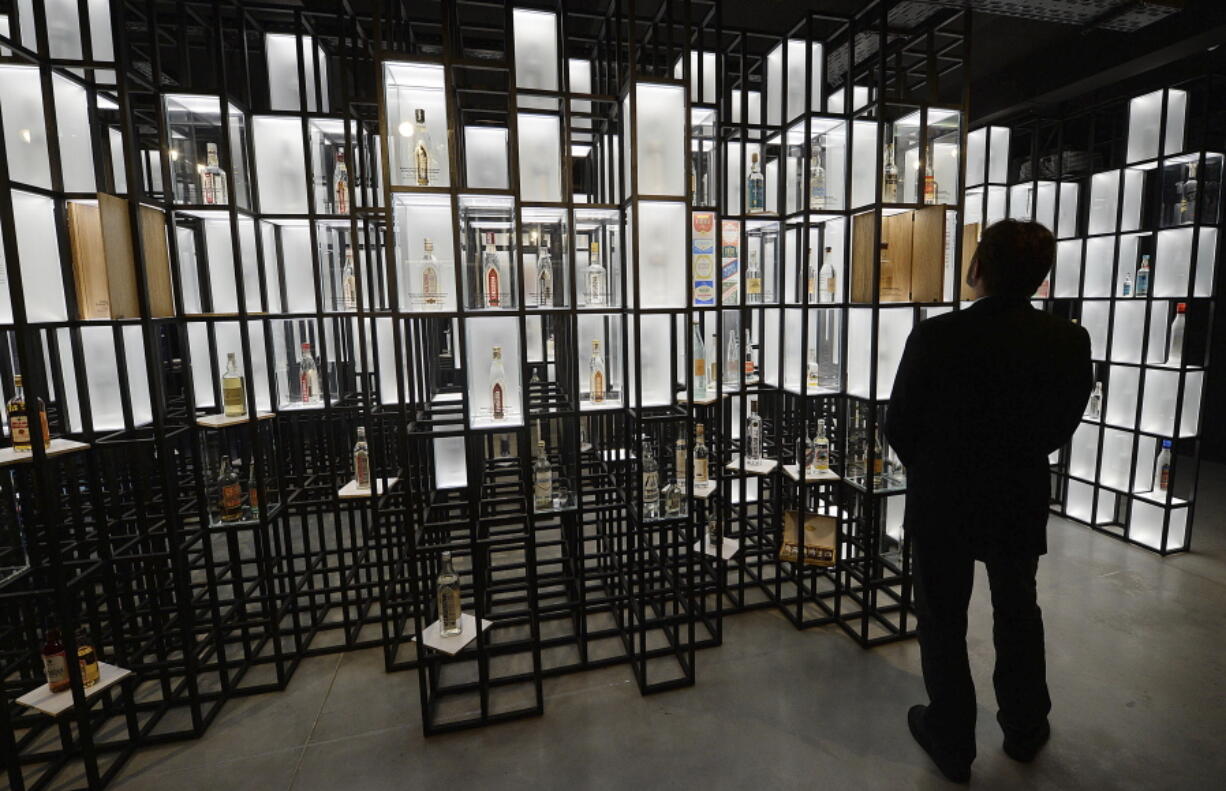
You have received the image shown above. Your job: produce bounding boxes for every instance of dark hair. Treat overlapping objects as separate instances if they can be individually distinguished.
[973,219,1055,297]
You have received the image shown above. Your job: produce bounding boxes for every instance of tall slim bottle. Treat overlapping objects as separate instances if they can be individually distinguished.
[436,551,462,637]
[587,240,607,305]
[536,237,554,307]
[806,247,819,303]
[298,342,320,405]
[353,426,371,490]
[818,309,840,389]
[642,441,660,518]
[1154,440,1172,492]
[809,136,827,210]
[883,142,900,202]
[675,434,687,490]
[746,401,763,463]
[421,238,440,308]
[819,246,837,303]
[482,232,502,308]
[745,246,763,304]
[1136,254,1152,297]
[723,330,740,386]
[333,150,350,214]
[1166,302,1187,365]
[489,346,507,420]
[693,424,709,485]
[923,146,939,204]
[222,352,247,417]
[589,340,606,404]
[533,441,552,511]
[413,108,433,186]
[201,142,228,205]
[691,317,707,395]
[747,152,766,214]
[341,247,357,310]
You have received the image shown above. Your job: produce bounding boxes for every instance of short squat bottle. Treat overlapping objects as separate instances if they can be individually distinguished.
[437,551,463,637]
[222,352,246,417]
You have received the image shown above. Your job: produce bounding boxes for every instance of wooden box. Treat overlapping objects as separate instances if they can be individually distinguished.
[851,205,952,304]
[68,194,174,319]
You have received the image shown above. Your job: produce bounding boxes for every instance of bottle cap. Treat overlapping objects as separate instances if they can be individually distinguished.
[13,374,22,386]
[1176,302,1186,313]
[1162,439,1172,448]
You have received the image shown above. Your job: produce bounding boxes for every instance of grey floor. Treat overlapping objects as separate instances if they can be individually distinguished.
[109,463,1226,790]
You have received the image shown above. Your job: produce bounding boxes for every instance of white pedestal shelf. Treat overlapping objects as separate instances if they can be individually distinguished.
[0,439,90,467]
[196,411,275,428]
[725,455,778,475]
[17,662,131,716]
[781,464,841,483]
[1132,489,1188,508]
[694,535,740,560]
[338,477,399,499]
[690,480,717,499]
[677,391,719,406]
[420,613,490,656]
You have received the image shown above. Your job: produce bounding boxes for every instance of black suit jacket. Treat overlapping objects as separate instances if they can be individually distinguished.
[884,296,1093,558]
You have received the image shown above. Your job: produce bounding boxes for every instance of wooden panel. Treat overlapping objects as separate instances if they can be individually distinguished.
[97,193,141,319]
[960,222,980,300]
[851,211,876,304]
[878,211,912,302]
[911,204,947,303]
[138,204,175,317]
[67,202,111,320]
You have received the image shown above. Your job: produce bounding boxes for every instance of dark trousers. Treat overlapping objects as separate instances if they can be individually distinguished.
[912,538,1052,762]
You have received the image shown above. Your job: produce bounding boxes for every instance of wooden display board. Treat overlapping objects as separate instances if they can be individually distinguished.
[851,206,949,303]
[67,194,174,319]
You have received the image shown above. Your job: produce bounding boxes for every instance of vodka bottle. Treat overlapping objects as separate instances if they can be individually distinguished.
[1154,439,1172,492]
[1166,302,1186,365]
[819,246,836,303]
[802,429,817,476]
[664,481,683,516]
[642,441,660,518]
[333,150,350,214]
[536,238,554,307]
[441,326,452,357]
[7,374,49,452]
[1087,382,1103,419]
[1178,162,1198,224]
[923,146,938,204]
[745,246,763,304]
[482,232,502,308]
[298,342,320,405]
[533,441,552,511]
[587,240,607,305]
[353,426,371,490]
[1136,254,1151,297]
[806,247,819,303]
[815,419,830,471]
[489,345,507,420]
[201,142,228,205]
[222,352,247,417]
[436,551,462,637]
[693,424,709,484]
[342,246,357,309]
[421,238,440,308]
[708,332,719,388]
[675,434,687,489]
[589,340,606,404]
[691,317,707,395]
[809,136,827,210]
[546,333,555,360]
[247,460,260,518]
[707,515,723,548]
[847,413,866,481]
[818,309,841,389]
[746,400,763,462]
[1122,271,1133,298]
[806,346,820,389]
[882,142,900,202]
[723,329,740,386]
[747,152,766,214]
[413,108,433,187]
[217,455,242,522]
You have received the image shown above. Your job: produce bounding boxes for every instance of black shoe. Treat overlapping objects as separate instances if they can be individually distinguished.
[908,705,971,784]
[1003,720,1050,763]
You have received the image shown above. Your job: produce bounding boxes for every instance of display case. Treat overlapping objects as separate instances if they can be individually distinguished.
[384,61,450,189]
[164,94,251,208]
[521,207,569,309]
[458,195,518,311]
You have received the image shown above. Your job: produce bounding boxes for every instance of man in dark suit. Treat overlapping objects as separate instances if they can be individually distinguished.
[885,219,1093,783]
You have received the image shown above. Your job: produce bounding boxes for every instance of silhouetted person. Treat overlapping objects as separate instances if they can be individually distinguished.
[885,219,1092,783]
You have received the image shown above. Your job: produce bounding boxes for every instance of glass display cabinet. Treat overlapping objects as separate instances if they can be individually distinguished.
[384,61,450,189]
[521,207,569,309]
[163,93,251,208]
[459,195,519,311]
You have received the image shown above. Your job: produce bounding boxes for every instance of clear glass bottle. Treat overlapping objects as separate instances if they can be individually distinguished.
[806,247,819,303]
[747,152,766,214]
[1087,382,1103,419]
[707,515,723,548]
[664,481,684,516]
[587,239,607,306]
[222,352,247,417]
[546,333,555,360]
[745,246,763,304]
[1154,439,1172,492]
[533,440,552,511]
[819,246,837,303]
[1122,271,1133,298]
[333,149,350,214]
[342,246,357,310]
[693,424,709,484]
[1178,162,1198,224]
[746,400,763,463]
[589,339,606,404]
[808,136,827,210]
[691,317,707,395]
[441,326,452,358]
[436,551,462,637]
[708,332,719,387]
[75,627,99,687]
[675,433,687,489]
[482,231,502,308]
[353,426,371,490]
[298,342,320,405]
[815,419,830,472]
[723,329,740,386]
[847,413,866,482]
[421,238,440,308]
[642,441,660,518]
[536,237,553,307]
[883,142,900,202]
[413,108,433,187]
[217,455,242,523]
[818,308,841,389]
[1136,254,1152,297]
[201,142,228,205]
[489,346,507,420]
[923,145,938,204]
[1167,302,1187,365]
[8,375,49,452]
[806,346,820,390]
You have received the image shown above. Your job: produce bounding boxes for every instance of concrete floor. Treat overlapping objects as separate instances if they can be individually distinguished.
[109,464,1226,790]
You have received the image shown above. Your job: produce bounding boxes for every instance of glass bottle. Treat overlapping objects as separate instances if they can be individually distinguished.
[589,340,607,404]
[691,317,707,395]
[342,246,357,310]
[421,238,440,308]
[1122,271,1133,298]
[546,333,555,360]
[489,346,507,420]
[536,237,554,307]
[707,515,723,548]
[298,342,320,405]
[413,108,433,187]
[247,459,261,518]
[820,246,837,303]
[482,231,502,308]
[8,374,49,452]
[883,142,900,202]
[217,455,242,523]
[747,152,766,214]
[75,627,99,687]
[1154,439,1172,492]
[441,326,452,358]
[806,247,819,303]
[808,136,827,210]
[333,149,350,214]
[436,551,462,637]
[746,400,763,463]
[802,428,817,477]
[42,627,69,693]
[723,329,740,386]
[806,347,820,390]
[587,239,607,306]
[818,309,840,389]
[1178,162,1198,224]
[675,433,687,489]
[642,441,660,518]
[664,482,683,517]
[847,413,866,482]
[745,246,763,304]
[708,332,719,388]
[1167,302,1187,365]
[533,440,552,511]
[870,424,886,489]
[1136,254,1151,297]
[1087,382,1103,419]
[815,419,830,472]
[923,145,938,204]
[693,424,709,485]
[354,426,371,490]
[201,142,228,205]
[222,352,247,418]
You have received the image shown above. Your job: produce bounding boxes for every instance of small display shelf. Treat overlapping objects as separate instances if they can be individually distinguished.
[725,455,779,475]
[16,662,132,717]
[338,477,399,499]
[781,464,841,483]
[420,613,490,656]
[694,535,740,561]
[195,411,275,429]
[0,439,90,467]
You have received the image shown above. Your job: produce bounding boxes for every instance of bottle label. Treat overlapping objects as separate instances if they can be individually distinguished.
[10,414,29,445]
[43,652,67,686]
[439,589,461,627]
[423,267,438,302]
[223,385,245,410]
[1160,465,1170,490]
[692,212,717,306]
[486,266,501,307]
[534,473,551,504]
[747,277,762,295]
[355,454,370,487]
[300,371,313,403]
[492,383,504,419]
[643,471,658,499]
[415,142,430,186]
[694,359,705,377]
[249,483,260,509]
[592,371,604,403]
[335,182,349,214]
[676,452,686,481]
[694,458,708,483]
[343,275,356,308]
[221,482,241,510]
